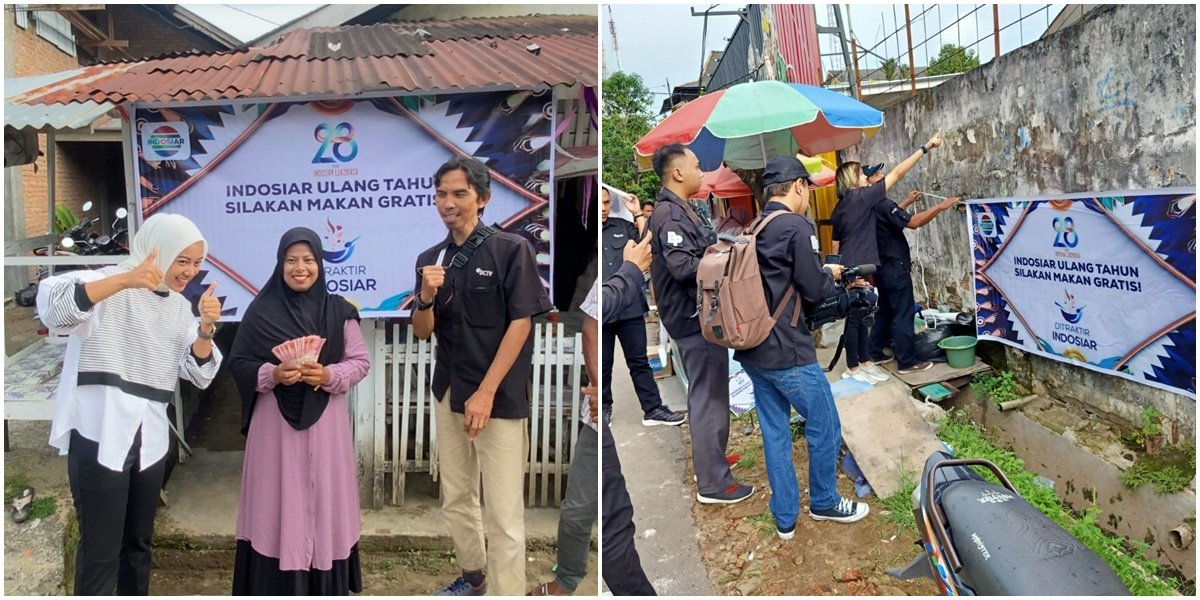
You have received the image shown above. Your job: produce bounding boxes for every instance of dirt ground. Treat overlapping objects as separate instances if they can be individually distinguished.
[683,418,939,596]
[149,544,598,595]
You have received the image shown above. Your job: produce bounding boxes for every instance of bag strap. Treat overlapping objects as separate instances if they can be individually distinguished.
[666,195,709,230]
[446,223,499,277]
[753,210,804,328]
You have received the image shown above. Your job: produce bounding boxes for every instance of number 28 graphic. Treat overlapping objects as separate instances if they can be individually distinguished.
[313,122,358,164]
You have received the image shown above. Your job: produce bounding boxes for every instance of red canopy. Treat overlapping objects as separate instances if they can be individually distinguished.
[691,165,751,200]
[690,162,835,200]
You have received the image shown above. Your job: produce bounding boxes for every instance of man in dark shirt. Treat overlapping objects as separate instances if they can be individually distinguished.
[601,187,684,426]
[734,156,869,539]
[868,183,962,372]
[413,156,553,596]
[648,143,752,504]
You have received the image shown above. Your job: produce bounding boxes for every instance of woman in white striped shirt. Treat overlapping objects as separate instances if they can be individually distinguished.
[36,213,223,596]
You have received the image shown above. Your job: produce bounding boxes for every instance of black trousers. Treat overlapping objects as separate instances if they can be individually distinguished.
[68,428,165,596]
[869,265,920,368]
[844,306,873,369]
[602,316,665,415]
[601,422,656,596]
[674,332,734,495]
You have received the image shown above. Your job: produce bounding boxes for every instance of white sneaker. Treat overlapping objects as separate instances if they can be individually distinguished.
[862,365,889,382]
[841,371,876,385]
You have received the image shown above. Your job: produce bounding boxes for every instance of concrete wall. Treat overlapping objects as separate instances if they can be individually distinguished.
[851,4,1196,434]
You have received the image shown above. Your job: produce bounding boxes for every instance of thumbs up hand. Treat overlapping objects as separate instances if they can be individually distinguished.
[124,248,163,291]
[199,282,222,328]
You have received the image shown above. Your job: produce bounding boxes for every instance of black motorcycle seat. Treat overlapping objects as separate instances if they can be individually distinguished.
[941,479,1130,595]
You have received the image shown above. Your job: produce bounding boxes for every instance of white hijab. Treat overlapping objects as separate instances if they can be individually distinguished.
[120,213,207,292]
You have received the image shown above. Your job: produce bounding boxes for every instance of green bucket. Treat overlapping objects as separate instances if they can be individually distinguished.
[938,336,978,369]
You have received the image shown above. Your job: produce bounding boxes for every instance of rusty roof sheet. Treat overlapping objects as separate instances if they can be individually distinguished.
[20,16,597,106]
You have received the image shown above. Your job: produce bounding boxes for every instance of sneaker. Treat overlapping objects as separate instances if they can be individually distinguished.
[776,521,796,540]
[809,497,870,523]
[642,405,686,427]
[697,483,755,504]
[862,365,889,382]
[841,371,876,385]
[436,576,487,596]
[898,361,934,374]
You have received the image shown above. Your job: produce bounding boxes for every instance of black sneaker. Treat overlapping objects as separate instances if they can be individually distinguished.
[776,521,796,540]
[435,576,487,596]
[642,405,686,427]
[870,354,896,365]
[697,483,755,504]
[809,497,869,523]
[898,361,934,374]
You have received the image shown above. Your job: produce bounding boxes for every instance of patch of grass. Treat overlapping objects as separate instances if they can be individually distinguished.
[939,410,1178,596]
[735,454,757,470]
[746,512,776,536]
[880,475,917,533]
[1119,444,1196,494]
[790,419,805,441]
[969,371,1020,405]
[391,550,452,574]
[5,474,32,503]
[28,496,57,521]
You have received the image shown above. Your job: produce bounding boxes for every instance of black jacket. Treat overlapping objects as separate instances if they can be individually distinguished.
[733,201,837,370]
[648,188,717,339]
[601,218,648,321]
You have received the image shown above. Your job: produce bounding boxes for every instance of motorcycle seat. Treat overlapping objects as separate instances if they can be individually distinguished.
[940,479,1130,595]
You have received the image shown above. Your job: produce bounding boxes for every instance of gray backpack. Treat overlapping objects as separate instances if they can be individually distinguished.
[696,211,801,350]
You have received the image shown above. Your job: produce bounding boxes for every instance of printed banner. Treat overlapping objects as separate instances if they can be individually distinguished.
[134,92,555,320]
[969,190,1196,398]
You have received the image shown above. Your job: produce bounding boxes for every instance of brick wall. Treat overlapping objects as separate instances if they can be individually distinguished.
[10,16,84,237]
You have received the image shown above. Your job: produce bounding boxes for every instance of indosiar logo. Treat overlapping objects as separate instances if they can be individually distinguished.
[312,122,359,164]
[1052,216,1079,248]
[142,121,190,160]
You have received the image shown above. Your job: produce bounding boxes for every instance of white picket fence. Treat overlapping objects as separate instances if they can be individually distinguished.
[354,321,583,508]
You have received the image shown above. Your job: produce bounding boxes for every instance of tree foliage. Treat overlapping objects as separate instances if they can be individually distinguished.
[601,71,661,201]
[926,43,981,76]
[879,57,910,81]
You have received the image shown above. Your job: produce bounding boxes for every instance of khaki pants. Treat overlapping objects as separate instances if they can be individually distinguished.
[435,394,528,596]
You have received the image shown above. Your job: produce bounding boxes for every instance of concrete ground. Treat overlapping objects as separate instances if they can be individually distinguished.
[3,419,597,595]
[607,323,849,596]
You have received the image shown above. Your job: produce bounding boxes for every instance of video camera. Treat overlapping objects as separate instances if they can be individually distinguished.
[802,264,879,332]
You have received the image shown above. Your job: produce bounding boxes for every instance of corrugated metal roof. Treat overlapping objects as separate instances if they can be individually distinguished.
[5,69,120,132]
[17,16,597,107]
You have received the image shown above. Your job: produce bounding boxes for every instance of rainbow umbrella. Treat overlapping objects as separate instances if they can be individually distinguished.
[636,80,884,172]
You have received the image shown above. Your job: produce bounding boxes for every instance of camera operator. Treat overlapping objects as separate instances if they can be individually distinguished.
[832,131,945,375]
[734,156,869,538]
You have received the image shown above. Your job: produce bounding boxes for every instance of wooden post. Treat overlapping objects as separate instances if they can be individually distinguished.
[993,4,1000,62]
[851,37,862,100]
[904,4,916,96]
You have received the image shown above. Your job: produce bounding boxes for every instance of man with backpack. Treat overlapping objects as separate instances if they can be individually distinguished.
[731,156,869,539]
[648,143,753,504]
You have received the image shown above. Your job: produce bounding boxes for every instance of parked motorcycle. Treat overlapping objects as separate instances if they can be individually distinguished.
[887,449,1130,595]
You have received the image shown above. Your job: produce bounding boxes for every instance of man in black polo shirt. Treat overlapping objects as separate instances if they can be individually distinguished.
[869,180,961,371]
[735,156,868,540]
[601,186,684,426]
[648,143,752,504]
[413,156,553,597]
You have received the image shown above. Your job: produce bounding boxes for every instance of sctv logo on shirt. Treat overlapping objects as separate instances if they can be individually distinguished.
[312,122,359,164]
[1052,216,1079,248]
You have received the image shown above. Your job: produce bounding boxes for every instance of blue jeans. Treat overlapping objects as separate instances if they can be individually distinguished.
[741,362,843,528]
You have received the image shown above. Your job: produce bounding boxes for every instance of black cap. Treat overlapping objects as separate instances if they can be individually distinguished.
[862,163,885,177]
[762,156,814,187]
